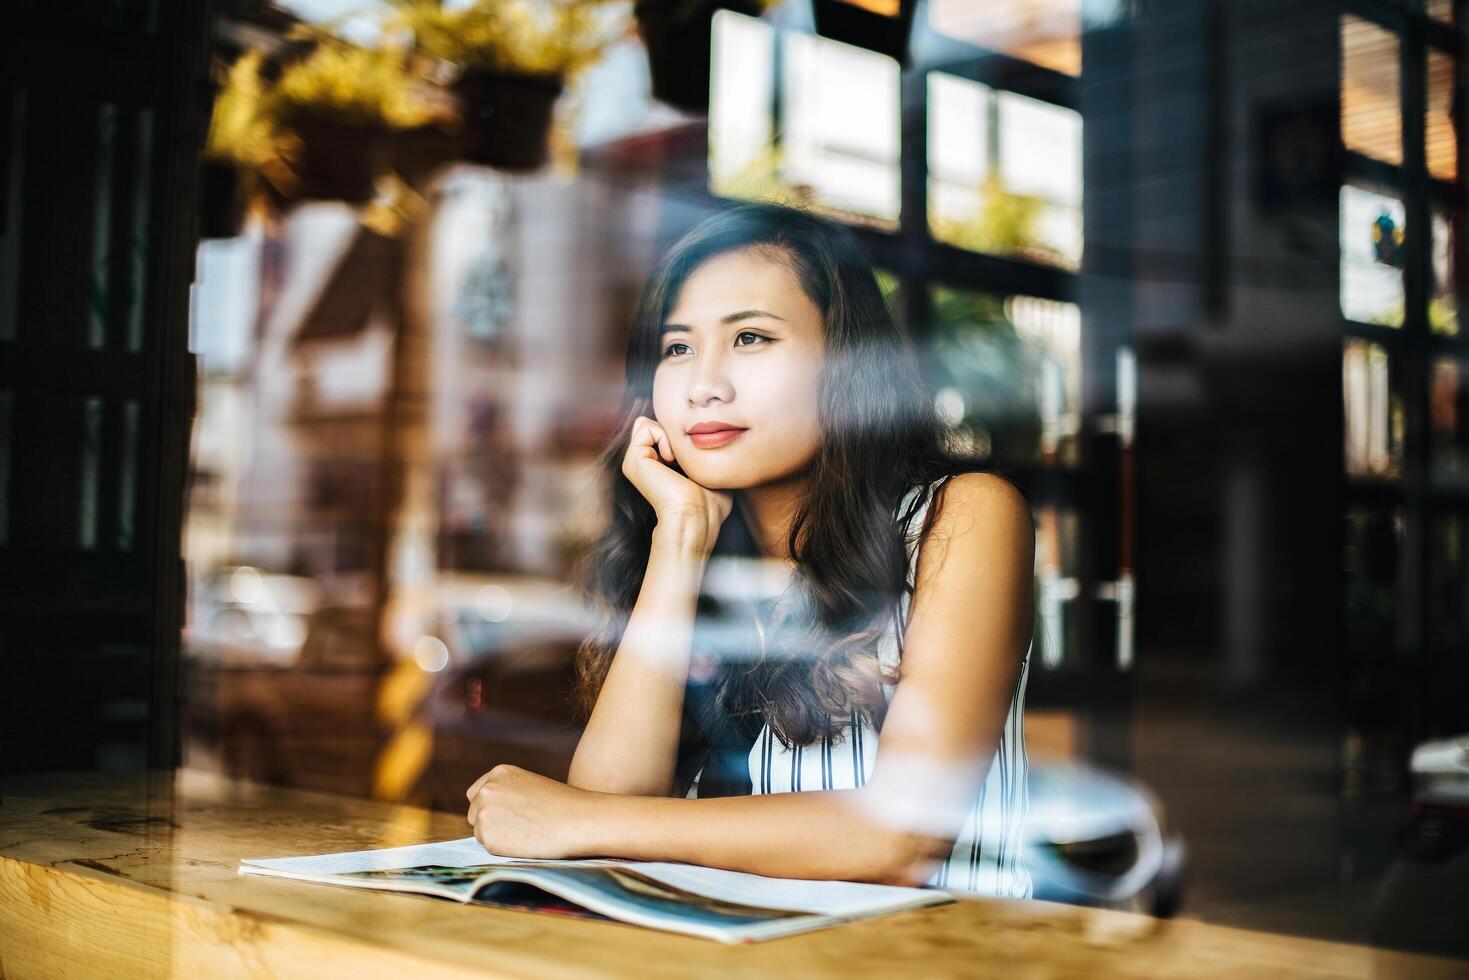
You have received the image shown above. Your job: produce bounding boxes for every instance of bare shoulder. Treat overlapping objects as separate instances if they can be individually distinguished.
[930,472,1033,541]
[911,472,1034,593]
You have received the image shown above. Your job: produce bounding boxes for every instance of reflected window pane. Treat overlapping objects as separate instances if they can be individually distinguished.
[1340,184,1406,327]
[1344,337,1403,479]
[782,33,900,226]
[1429,511,1469,647]
[89,103,118,349]
[926,285,1081,467]
[1341,16,1402,166]
[710,18,901,229]
[1033,502,1081,668]
[930,0,1080,76]
[1431,209,1460,336]
[709,11,775,200]
[1430,355,1469,485]
[79,397,103,550]
[127,108,154,352]
[928,74,1081,270]
[1426,49,1457,183]
[1344,504,1405,653]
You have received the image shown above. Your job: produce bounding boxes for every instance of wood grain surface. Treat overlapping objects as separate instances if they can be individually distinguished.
[1,768,1464,979]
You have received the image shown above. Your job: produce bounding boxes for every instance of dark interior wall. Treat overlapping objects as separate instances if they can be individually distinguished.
[0,1,210,775]
[1127,0,1351,924]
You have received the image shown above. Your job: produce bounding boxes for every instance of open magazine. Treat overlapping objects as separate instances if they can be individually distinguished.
[239,837,955,944]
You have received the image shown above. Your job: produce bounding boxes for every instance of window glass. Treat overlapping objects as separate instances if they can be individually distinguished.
[1431,208,1459,336]
[1344,504,1405,654]
[1033,502,1081,669]
[930,0,1081,77]
[928,73,1081,270]
[1426,49,1457,183]
[1429,511,1469,647]
[708,11,775,201]
[1340,15,1402,166]
[1340,184,1406,328]
[1344,337,1403,479]
[89,102,118,349]
[781,33,900,227]
[79,397,103,549]
[926,284,1081,467]
[709,18,901,229]
[1430,355,1469,486]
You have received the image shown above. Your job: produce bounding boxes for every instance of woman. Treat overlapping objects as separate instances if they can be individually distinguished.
[466,201,1035,895]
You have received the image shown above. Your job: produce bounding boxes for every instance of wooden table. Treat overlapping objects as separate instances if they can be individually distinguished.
[2,768,1464,979]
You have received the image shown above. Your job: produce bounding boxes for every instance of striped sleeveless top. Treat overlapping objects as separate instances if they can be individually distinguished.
[685,475,1033,898]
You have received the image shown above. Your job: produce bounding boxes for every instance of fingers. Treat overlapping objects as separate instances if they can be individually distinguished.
[633,415,672,463]
[466,770,493,802]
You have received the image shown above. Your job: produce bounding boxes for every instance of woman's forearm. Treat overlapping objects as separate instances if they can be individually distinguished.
[567,522,712,797]
[572,787,942,888]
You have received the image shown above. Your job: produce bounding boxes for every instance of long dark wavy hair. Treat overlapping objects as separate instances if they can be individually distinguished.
[571,201,1009,754]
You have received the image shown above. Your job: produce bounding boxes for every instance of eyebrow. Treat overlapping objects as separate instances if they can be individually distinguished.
[659,309,786,336]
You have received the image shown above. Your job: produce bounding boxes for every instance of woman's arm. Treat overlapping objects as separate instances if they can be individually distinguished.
[565,518,715,798]
[474,473,1035,886]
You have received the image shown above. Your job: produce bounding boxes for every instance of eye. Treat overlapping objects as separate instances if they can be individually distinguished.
[734,331,768,347]
[661,341,690,359]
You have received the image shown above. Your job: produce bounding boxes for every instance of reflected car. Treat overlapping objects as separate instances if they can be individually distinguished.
[183,576,386,797]
[1367,733,1469,962]
[1023,757,1187,917]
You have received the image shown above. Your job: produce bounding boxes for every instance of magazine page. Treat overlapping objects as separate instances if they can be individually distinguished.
[238,838,954,943]
[621,862,952,918]
[331,862,828,944]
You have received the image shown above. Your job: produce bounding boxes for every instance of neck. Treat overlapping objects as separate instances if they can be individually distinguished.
[735,476,808,565]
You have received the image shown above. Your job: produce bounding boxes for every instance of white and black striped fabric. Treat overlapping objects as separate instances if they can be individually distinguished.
[687,476,1033,898]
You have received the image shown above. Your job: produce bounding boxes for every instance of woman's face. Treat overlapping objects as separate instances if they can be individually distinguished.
[652,247,827,491]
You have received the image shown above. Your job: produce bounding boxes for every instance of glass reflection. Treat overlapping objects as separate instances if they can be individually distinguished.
[1340,185,1406,328]
[1425,49,1458,184]
[1431,208,1460,337]
[709,15,900,229]
[1344,337,1403,478]
[1429,512,1469,647]
[926,284,1081,467]
[929,0,1080,76]
[1340,15,1401,167]
[1431,355,1469,485]
[928,73,1082,270]
[1344,504,1404,654]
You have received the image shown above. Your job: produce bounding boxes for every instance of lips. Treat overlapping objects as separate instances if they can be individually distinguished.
[687,421,746,435]
[687,423,747,449]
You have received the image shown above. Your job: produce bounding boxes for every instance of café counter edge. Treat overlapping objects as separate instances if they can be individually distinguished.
[0,768,1462,979]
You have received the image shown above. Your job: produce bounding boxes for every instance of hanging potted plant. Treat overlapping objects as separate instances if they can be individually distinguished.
[265,33,439,204]
[200,51,280,238]
[811,0,916,66]
[633,0,771,115]
[387,0,628,173]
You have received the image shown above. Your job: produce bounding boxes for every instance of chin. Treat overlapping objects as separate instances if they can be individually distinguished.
[680,466,750,491]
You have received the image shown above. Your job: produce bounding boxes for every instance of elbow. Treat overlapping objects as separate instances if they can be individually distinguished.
[565,770,671,798]
[866,829,948,889]
[846,785,950,888]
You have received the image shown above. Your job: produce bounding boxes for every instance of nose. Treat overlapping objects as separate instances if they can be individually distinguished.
[687,347,735,407]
